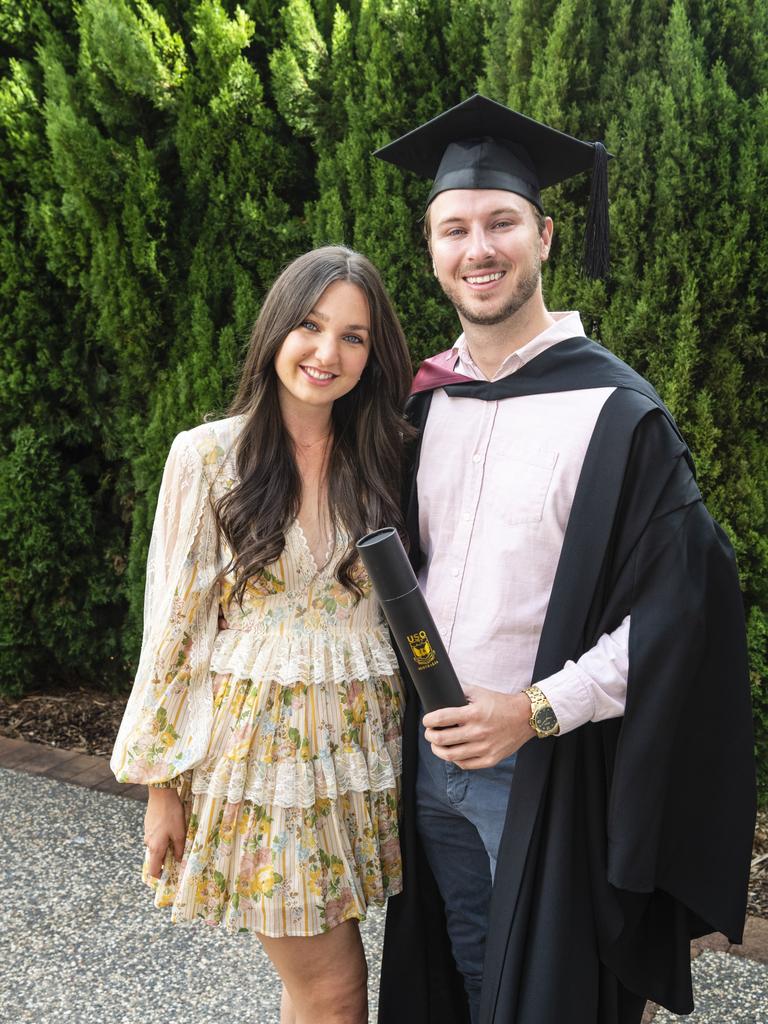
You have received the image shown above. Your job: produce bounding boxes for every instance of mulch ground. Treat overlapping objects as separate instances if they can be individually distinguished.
[1,686,766,919]
[0,687,127,758]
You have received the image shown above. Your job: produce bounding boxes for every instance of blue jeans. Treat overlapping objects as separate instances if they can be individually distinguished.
[416,719,518,1024]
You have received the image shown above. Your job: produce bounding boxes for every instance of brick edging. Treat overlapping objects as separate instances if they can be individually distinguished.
[0,735,147,801]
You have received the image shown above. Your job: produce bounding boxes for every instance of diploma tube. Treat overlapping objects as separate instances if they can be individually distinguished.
[356,527,467,713]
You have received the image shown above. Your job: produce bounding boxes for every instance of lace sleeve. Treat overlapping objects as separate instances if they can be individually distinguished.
[110,431,221,785]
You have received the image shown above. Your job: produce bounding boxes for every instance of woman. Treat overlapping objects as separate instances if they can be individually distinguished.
[111,246,414,1024]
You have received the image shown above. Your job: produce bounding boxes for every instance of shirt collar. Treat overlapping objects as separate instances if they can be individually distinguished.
[454,311,586,381]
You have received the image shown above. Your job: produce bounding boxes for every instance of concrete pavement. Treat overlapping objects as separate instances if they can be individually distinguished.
[1,739,766,1023]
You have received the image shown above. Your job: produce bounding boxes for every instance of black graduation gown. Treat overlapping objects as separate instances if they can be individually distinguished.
[378,337,756,1024]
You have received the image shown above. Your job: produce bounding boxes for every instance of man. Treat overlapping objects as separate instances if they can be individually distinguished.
[374,95,755,1024]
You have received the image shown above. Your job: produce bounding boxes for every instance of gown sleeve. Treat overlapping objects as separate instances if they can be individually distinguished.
[110,430,221,786]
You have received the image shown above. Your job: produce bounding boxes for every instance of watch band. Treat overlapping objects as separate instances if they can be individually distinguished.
[524,684,560,738]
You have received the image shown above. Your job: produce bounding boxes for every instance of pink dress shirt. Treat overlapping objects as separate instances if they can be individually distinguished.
[416,312,629,734]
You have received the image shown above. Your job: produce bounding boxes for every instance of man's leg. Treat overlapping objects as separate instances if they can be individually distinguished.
[416,721,517,1024]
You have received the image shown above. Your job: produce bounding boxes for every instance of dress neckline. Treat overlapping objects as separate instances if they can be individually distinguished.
[292,519,337,578]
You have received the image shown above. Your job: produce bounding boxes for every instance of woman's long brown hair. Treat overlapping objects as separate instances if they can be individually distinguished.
[214,246,414,605]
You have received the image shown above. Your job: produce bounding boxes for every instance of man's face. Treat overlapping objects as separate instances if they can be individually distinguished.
[428,189,552,326]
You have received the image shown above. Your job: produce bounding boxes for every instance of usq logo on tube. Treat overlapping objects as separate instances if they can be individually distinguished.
[407,630,438,670]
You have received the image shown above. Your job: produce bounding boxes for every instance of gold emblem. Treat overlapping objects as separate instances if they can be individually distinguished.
[407,630,438,669]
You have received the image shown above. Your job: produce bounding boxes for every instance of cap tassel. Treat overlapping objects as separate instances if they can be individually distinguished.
[584,141,610,279]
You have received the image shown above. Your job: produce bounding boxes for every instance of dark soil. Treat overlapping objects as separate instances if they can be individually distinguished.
[0,686,128,758]
[1,686,766,920]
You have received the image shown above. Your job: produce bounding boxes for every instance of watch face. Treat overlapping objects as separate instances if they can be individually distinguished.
[534,706,558,734]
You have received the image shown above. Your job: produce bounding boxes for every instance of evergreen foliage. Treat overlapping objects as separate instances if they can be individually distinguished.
[0,4,122,692]
[1,0,765,795]
[270,0,487,361]
[1,0,308,684]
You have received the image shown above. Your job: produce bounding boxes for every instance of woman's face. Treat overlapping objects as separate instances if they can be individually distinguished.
[274,280,372,416]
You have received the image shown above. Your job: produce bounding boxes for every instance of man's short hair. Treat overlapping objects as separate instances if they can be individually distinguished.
[423,198,547,250]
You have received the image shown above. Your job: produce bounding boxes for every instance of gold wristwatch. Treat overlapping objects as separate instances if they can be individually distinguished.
[524,685,560,738]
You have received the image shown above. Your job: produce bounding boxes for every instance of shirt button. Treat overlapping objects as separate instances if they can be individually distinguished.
[462,512,471,521]
[451,567,459,577]
[472,454,481,463]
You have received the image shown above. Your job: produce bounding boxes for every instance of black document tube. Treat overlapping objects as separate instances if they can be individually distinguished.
[356,527,466,713]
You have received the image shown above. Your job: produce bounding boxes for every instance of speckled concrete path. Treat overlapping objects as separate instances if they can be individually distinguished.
[653,950,768,1022]
[1,743,766,1024]
[0,766,386,1024]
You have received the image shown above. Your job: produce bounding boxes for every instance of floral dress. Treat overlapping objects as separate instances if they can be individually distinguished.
[111,416,404,936]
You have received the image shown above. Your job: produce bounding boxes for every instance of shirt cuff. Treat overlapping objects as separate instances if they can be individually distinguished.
[536,662,597,735]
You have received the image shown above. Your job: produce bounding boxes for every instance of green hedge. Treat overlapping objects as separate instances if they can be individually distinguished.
[1,0,765,798]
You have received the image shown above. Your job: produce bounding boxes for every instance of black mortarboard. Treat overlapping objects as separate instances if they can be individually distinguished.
[374,94,611,279]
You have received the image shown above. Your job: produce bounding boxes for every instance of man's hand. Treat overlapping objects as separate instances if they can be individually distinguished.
[423,685,536,769]
[144,787,186,879]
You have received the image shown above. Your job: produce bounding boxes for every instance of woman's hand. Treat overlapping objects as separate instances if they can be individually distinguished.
[144,787,186,879]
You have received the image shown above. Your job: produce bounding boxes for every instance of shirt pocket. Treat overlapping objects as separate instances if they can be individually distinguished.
[487,444,558,526]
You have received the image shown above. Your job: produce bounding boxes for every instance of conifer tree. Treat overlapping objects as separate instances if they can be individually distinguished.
[1,0,308,681]
[123,0,309,645]
[271,0,489,363]
[0,3,123,691]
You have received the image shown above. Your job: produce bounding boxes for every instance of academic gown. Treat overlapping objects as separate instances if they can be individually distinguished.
[377,336,756,1024]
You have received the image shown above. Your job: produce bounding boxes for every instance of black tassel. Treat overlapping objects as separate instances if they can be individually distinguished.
[584,140,610,279]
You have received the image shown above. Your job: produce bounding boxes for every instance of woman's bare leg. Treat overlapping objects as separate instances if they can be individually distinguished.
[259,918,367,1024]
[280,985,297,1024]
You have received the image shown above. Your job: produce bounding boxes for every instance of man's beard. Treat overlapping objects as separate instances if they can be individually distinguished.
[440,257,541,326]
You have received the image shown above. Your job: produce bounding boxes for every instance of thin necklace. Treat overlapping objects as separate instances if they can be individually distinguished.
[294,432,332,450]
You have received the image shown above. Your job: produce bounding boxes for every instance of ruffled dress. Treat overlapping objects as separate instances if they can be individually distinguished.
[110,416,404,936]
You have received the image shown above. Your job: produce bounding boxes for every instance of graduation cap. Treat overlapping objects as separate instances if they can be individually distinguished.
[374,94,611,279]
